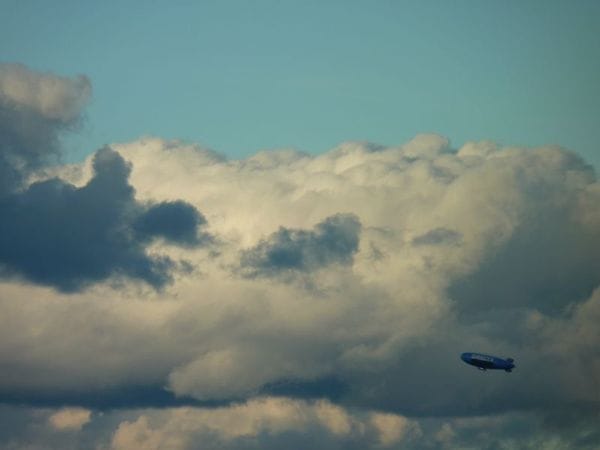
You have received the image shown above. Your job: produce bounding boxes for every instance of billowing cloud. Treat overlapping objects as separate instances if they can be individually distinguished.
[0,147,207,291]
[1,66,600,448]
[1,403,597,450]
[109,398,421,450]
[0,64,208,291]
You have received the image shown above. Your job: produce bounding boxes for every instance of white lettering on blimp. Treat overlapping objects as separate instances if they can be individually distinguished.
[472,354,494,362]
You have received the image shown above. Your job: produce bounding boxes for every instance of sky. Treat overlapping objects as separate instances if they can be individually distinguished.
[1,0,599,168]
[1,2,600,450]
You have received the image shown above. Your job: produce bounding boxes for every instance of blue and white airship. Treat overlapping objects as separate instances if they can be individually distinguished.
[461,352,515,372]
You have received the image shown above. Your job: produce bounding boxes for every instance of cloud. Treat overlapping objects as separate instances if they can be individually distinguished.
[0,64,599,449]
[370,412,421,446]
[447,146,600,313]
[134,200,208,246]
[0,63,90,195]
[1,132,598,424]
[0,147,207,291]
[48,408,91,431]
[412,227,462,246]
[115,137,599,422]
[239,213,361,278]
[109,398,420,450]
[1,404,598,450]
[0,64,209,291]
[0,63,90,122]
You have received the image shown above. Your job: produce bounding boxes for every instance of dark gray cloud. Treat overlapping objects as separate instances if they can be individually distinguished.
[0,383,219,410]
[412,227,462,246]
[0,148,206,291]
[240,213,361,277]
[134,200,208,246]
[260,376,348,401]
[0,64,208,291]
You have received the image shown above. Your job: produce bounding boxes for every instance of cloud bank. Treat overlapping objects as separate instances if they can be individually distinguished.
[1,64,599,449]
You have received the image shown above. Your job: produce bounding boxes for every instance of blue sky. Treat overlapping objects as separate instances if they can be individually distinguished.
[2,0,599,167]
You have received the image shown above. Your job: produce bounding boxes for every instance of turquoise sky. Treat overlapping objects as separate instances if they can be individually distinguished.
[2,0,599,168]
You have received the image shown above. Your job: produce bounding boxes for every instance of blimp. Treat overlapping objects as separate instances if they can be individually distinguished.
[461,352,515,372]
